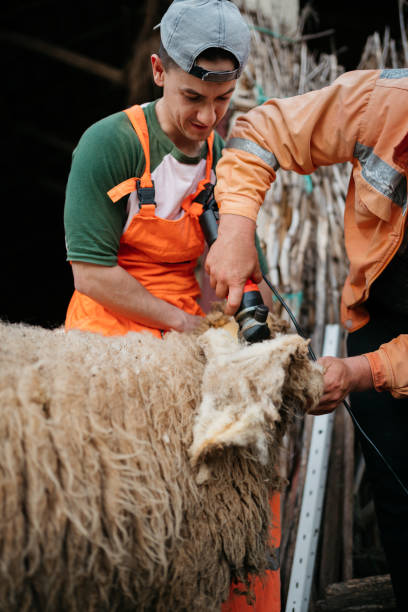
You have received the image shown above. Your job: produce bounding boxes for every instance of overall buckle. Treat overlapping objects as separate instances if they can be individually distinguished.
[194,182,214,206]
[136,179,156,207]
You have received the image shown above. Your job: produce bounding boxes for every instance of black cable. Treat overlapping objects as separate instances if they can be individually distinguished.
[262,273,408,497]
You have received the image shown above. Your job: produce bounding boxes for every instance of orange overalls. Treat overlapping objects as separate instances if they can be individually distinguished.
[222,494,281,612]
[65,104,209,337]
[65,104,281,611]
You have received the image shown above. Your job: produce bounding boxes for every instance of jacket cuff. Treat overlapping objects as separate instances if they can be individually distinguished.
[218,198,260,222]
[364,349,392,392]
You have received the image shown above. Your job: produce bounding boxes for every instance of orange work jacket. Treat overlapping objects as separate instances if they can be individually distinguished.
[65,105,212,337]
[215,69,408,398]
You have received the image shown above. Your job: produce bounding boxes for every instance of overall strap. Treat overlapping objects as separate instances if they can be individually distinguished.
[107,105,156,216]
[124,105,152,188]
[204,131,215,182]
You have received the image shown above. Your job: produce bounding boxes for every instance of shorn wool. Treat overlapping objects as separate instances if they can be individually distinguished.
[0,314,323,611]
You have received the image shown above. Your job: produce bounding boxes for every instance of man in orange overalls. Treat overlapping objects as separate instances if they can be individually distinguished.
[207,69,408,611]
[64,1,281,609]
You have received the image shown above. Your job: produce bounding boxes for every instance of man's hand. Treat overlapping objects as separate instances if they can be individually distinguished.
[178,312,204,334]
[204,214,261,315]
[309,355,374,415]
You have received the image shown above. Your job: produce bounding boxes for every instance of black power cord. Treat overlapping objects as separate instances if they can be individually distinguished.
[262,273,408,498]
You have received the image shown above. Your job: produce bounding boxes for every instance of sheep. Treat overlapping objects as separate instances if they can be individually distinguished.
[0,314,323,611]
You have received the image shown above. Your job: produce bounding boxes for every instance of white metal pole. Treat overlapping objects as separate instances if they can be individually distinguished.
[284,324,341,612]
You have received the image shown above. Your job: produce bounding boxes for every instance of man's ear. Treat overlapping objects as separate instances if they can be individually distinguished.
[151,54,165,87]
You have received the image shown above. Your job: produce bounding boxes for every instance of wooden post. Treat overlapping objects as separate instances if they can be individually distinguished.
[315,574,396,611]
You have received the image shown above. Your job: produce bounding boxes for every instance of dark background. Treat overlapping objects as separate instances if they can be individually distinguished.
[1,0,403,328]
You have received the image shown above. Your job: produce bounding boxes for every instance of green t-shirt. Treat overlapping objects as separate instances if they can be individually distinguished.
[64,100,267,273]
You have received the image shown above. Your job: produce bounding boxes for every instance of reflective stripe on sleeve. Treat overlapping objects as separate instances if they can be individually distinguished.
[354,142,407,213]
[226,137,280,171]
[379,69,408,79]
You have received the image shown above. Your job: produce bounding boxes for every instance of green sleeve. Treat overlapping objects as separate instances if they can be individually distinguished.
[64,112,145,265]
[213,132,268,275]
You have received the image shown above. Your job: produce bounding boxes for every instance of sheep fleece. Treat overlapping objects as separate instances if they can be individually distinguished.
[0,319,323,611]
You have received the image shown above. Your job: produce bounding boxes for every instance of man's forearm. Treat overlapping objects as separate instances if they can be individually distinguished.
[72,262,197,332]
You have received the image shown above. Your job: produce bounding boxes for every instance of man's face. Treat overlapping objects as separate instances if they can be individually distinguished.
[152,55,236,147]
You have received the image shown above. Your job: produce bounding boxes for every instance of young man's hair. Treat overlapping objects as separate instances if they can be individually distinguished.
[158,43,238,72]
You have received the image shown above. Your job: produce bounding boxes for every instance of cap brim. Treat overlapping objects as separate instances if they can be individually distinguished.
[189,64,241,82]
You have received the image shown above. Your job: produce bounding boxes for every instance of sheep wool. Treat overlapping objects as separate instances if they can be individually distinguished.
[0,316,323,611]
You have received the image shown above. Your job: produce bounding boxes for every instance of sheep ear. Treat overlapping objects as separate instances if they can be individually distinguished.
[197,328,237,361]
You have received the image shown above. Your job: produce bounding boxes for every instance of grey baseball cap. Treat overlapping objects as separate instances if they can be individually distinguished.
[155,0,251,82]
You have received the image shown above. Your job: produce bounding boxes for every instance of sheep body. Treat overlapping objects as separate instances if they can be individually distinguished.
[0,319,323,611]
